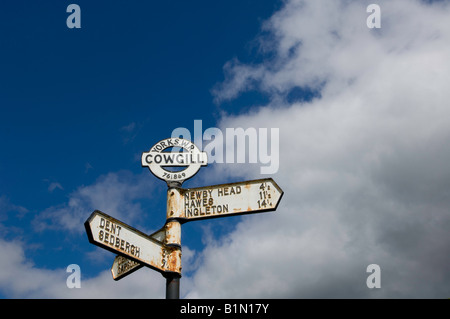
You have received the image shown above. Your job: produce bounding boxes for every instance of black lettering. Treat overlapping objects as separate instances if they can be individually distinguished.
[177,154,184,164]
[163,154,174,164]
[181,140,189,148]
[135,246,140,257]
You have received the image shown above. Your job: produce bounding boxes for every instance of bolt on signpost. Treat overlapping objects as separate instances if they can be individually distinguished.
[84,137,283,299]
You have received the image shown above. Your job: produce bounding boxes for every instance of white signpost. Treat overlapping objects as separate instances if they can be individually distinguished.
[111,226,166,280]
[85,138,283,299]
[182,178,283,221]
[141,137,207,184]
[85,211,181,275]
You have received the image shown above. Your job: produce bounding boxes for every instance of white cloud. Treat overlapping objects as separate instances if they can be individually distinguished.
[120,122,139,144]
[0,169,200,298]
[2,0,450,299]
[121,122,136,133]
[0,237,166,298]
[33,170,156,234]
[0,195,28,221]
[184,0,450,298]
[85,162,94,173]
[48,182,64,193]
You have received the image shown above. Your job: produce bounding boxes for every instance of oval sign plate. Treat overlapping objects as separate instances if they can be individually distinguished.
[142,138,207,184]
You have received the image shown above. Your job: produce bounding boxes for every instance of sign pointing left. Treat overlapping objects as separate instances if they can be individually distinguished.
[84,210,181,275]
[111,226,166,281]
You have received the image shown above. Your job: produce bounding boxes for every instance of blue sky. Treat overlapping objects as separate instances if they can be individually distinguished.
[0,0,276,195]
[0,0,281,297]
[1,0,450,298]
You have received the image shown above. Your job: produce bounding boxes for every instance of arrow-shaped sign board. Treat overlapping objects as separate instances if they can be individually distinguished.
[109,178,283,280]
[182,178,283,222]
[85,210,181,275]
[111,227,166,281]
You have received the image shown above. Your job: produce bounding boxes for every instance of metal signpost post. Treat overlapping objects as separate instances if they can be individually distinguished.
[84,137,283,299]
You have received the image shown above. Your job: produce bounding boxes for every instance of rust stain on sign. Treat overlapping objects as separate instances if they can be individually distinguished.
[166,248,182,273]
[181,178,283,222]
[85,210,181,276]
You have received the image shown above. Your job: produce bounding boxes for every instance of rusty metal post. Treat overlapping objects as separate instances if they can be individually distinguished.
[165,183,183,299]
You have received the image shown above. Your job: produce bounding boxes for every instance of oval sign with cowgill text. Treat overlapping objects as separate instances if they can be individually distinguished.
[141,138,207,184]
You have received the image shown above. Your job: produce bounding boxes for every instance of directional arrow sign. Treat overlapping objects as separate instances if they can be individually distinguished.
[182,178,283,221]
[85,210,181,275]
[111,227,166,281]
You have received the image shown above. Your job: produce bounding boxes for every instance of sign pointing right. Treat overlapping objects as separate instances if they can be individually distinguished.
[181,178,283,222]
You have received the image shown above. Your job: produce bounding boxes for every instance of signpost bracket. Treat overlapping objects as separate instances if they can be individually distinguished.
[167,181,182,189]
